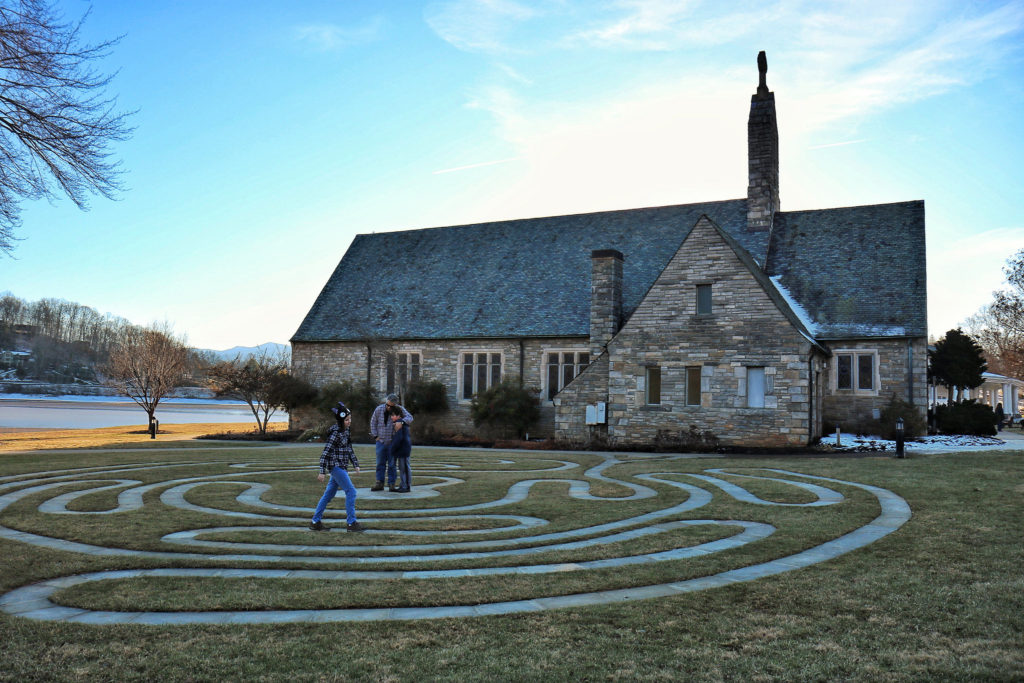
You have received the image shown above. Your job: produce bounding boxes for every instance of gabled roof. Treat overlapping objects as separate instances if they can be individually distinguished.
[293,199,926,343]
[766,200,926,339]
[294,200,751,342]
[695,216,826,354]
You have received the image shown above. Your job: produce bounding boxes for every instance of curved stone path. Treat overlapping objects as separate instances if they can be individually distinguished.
[0,451,911,624]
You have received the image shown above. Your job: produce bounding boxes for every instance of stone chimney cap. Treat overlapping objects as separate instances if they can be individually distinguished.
[591,249,624,260]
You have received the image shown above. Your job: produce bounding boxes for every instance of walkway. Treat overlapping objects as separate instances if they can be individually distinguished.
[0,451,911,624]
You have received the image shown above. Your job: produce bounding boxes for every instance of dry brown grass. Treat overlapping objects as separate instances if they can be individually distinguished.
[0,422,291,452]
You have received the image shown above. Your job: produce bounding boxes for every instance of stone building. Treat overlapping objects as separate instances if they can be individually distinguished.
[290,53,927,447]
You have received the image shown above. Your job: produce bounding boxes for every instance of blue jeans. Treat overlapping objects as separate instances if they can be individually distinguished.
[375,440,396,485]
[395,456,411,489]
[312,466,357,525]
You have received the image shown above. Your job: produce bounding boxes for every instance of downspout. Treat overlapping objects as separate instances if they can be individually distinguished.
[519,339,525,384]
[808,354,814,443]
[366,343,373,387]
[906,338,914,405]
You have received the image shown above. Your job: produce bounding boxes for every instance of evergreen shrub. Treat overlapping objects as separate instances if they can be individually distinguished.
[934,400,997,436]
[469,379,540,438]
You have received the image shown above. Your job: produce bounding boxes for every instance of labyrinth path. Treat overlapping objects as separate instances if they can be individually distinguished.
[0,448,911,624]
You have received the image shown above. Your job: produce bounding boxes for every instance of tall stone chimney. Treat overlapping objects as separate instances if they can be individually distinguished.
[747,50,779,235]
[590,249,623,356]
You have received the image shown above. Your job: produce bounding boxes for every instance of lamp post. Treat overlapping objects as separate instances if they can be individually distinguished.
[895,417,905,458]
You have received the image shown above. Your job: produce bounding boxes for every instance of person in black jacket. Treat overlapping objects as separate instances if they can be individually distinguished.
[388,404,412,492]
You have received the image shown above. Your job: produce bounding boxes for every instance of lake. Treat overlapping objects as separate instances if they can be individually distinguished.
[0,395,289,430]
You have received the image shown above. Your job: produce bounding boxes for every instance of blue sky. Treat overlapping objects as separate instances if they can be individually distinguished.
[4,0,1023,349]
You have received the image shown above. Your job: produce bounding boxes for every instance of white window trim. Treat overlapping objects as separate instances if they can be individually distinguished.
[831,349,879,396]
[458,350,504,403]
[542,348,590,402]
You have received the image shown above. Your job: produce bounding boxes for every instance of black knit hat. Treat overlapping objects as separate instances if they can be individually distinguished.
[331,402,351,421]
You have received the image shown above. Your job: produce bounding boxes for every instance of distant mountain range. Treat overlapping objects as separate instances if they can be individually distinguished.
[202,342,289,361]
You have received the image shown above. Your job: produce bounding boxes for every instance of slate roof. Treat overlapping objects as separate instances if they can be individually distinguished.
[292,199,926,343]
[766,200,926,339]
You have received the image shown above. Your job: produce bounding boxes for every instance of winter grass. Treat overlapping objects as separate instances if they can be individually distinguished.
[0,445,1021,681]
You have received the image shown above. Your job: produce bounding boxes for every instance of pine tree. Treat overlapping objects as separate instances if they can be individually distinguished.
[929,328,987,403]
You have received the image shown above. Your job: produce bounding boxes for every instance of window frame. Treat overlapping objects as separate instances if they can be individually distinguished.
[459,351,503,401]
[696,283,713,316]
[544,349,590,401]
[385,351,421,397]
[832,350,878,395]
[645,367,662,405]
[685,366,702,406]
[746,366,766,408]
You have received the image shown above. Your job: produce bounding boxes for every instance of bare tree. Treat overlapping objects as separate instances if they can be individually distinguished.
[968,248,1024,379]
[104,324,188,437]
[0,0,133,254]
[207,349,314,435]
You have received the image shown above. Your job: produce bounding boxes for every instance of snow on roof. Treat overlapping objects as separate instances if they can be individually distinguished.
[769,275,819,336]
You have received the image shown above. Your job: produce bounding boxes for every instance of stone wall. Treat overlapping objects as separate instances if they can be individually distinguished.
[290,336,588,436]
[821,337,928,430]
[556,216,821,448]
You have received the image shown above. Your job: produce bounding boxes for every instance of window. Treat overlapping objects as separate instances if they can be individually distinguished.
[696,284,712,315]
[646,367,662,405]
[747,367,766,408]
[462,352,502,399]
[546,351,590,399]
[686,366,702,406]
[386,352,420,396]
[835,351,876,393]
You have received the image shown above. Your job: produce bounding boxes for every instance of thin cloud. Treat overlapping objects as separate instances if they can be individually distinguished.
[432,157,522,175]
[808,139,868,150]
[293,17,386,51]
[424,0,539,54]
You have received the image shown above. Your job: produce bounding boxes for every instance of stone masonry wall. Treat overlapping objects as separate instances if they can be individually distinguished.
[291,337,591,437]
[600,217,817,447]
[820,337,928,430]
[552,353,611,444]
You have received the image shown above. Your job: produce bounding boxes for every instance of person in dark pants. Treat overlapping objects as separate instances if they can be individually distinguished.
[388,404,412,492]
[995,402,1005,432]
[370,393,413,492]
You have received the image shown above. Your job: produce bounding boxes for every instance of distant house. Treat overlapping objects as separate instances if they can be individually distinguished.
[291,53,927,447]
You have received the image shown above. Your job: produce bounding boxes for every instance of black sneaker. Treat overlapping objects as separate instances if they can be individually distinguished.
[370,481,384,491]
[346,522,365,532]
[397,487,410,493]
[309,520,327,531]
[388,484,399,492]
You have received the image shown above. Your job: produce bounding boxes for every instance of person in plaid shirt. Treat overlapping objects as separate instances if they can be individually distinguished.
[309,401,364,532]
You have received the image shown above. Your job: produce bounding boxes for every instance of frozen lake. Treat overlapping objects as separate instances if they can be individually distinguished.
[0,395,289,430]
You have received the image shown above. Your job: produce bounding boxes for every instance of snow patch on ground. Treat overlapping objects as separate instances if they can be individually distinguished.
[821,433,1018,454]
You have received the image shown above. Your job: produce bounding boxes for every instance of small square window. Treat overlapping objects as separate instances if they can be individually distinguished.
[696,284,712,315]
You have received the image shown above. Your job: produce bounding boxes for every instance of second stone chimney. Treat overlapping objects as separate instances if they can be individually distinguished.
[590,249,623,356]
[747,50,779,235]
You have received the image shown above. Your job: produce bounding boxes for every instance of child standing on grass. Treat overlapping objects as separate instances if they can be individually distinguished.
[310,401,364,532]
[389,404,412,492]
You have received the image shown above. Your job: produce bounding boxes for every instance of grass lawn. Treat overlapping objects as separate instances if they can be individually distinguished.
[0,436,1021,682]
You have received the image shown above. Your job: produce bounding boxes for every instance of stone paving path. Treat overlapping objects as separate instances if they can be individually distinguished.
[0,451,911,624]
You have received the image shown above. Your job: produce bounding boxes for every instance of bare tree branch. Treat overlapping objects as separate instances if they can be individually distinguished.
[0,0,133,254]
